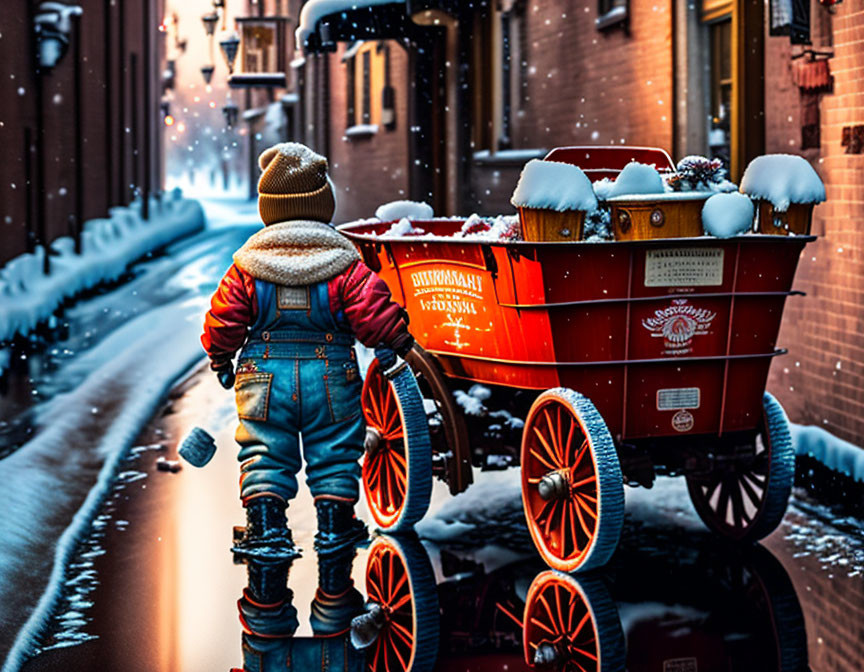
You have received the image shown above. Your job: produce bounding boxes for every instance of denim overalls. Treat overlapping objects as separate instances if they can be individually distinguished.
[234,279,364,504]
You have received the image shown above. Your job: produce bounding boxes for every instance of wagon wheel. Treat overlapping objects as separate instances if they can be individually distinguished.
[362,358,433,532]
[404,345,472,495]
[523,571,625,672]
[686,392,794,542]
[351,534,439,672]
[521,388,625,573]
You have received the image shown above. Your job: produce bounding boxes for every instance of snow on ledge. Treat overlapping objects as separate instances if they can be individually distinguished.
[0,193,205,346]
[296,0,405,49]
[740,154,826,212]
[344,123,379,139]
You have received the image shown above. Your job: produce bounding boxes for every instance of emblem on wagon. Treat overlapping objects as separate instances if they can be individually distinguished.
[642,299,716,356]
[671,409,695,433]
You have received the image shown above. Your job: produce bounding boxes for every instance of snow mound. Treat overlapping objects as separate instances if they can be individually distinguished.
[375,200,434,222]
[608,162,666,198]
[382,218,425,237]
[702,192,754,238]
[740,154,826,211]
[0,194,204,344]
[792,424,864,483]
[593,178,616,201]
[511,159,598,212]
[455,215,522,241]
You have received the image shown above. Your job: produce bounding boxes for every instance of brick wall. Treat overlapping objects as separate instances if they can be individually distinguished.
[0,1,164,269]
[327,42,411,224]
[465,1,676,214]
[515,2,674,153]
[766,4,864,446]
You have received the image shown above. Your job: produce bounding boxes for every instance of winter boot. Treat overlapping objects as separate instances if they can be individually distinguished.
[310,499,367,636]
[313,498,368,557]
[238,558,298,640]
[233,494,300,561]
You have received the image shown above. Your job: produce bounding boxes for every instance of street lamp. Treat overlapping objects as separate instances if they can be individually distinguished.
[223,100,239,128]
[202,12,218,36]
[34,2,83,72]
[200,65,215,85]
[219,32,240,74]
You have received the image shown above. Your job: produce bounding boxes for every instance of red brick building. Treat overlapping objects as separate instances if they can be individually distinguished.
[0,0,167,269]
[278,0,863,445]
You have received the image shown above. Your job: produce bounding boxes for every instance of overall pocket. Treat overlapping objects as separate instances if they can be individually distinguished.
[235,372,274,422]
[324,361,362,423]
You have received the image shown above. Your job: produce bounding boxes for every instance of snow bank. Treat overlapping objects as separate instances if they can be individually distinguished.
[296,0,404,48]
[740,154,826,211]
[375,200,433,222]
[0,194,204,344]
[511,159,598,212]
[607,162,665,198]
[701,192,754,238]
[0,299,208,672]
[792,424,864,484]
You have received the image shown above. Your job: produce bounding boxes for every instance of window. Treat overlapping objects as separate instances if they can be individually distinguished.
[470,4,526,152]
[597,0,628,30]
[343,41,393,133]
[708,18,732,168]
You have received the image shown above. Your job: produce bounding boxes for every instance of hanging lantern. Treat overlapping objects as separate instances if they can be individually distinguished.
[202,12,219,36]
[200,64,215,85]
[223,100,239,128]
[219,32,240,74]
[160,99,171,119]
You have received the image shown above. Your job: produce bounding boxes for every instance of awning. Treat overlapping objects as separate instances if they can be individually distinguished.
[793,58,833,93]
[296,0,409,53]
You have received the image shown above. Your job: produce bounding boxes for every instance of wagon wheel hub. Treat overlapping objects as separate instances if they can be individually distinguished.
[538,469,571,501]
[364,426,383,456]
[532,640,565,666]
[350,601,388,650]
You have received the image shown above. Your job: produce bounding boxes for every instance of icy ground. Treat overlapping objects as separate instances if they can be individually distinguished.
[0,199,260,668]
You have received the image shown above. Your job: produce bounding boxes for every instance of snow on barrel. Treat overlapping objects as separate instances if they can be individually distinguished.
[511,159,597,242]
[740,154,825,236]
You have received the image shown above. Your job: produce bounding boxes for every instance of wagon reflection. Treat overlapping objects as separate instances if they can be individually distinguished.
[231,527,809,672]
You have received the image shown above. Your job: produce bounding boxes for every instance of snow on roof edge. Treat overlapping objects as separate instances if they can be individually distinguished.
[296,0,406,50]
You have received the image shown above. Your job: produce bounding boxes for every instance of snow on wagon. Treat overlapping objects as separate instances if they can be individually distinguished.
[338,146,825,575]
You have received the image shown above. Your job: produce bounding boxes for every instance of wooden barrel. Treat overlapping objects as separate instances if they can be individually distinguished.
[518,208,586,242]
[610,195,709,240]
[756,201,814,235]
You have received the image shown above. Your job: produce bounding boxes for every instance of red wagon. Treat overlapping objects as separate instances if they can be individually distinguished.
[340,147,813,573]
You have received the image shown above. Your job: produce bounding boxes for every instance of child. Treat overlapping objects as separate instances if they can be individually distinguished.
[201,142,413,631]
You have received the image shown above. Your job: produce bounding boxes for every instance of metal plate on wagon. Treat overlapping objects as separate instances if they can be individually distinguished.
[645,248,724,287]
[657,387,701,411]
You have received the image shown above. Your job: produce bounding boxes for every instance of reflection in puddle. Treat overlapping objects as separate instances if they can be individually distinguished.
[229,525,809,672]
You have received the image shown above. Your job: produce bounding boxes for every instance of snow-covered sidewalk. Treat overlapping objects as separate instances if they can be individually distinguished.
[0,192,205,347]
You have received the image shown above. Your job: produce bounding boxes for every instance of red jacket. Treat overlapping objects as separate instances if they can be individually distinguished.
[201,260,409,369]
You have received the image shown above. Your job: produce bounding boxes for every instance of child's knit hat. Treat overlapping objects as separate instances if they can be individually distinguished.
[257,142,336,225]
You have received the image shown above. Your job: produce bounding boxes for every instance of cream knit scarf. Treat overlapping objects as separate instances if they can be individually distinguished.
[233,220,360,285]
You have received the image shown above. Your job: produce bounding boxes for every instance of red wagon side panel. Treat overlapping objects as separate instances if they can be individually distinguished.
[339,219,811,442]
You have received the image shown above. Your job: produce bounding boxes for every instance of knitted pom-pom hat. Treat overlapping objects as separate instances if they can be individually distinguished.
[257,142,336,225]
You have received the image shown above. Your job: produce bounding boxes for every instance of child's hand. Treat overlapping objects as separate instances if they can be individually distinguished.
[214,363,236,390]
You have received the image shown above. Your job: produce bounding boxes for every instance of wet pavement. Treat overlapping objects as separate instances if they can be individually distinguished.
[2,198,863,672]
[15,366,864,672]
